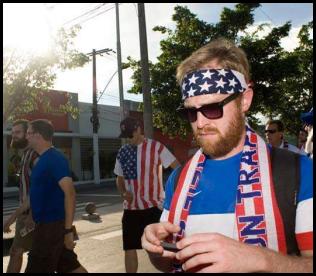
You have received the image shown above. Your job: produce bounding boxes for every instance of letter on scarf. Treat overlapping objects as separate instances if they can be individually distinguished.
[239,215,266,236]
[239,168,260,185]
[241,150,258,166]
[237,188,262,204]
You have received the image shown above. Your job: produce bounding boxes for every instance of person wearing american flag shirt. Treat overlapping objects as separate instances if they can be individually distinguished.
[141,38,313,273]
[114,116,179,273]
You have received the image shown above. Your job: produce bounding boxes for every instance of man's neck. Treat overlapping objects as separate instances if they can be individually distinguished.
[35,143,53,155]
[131,135,145,146]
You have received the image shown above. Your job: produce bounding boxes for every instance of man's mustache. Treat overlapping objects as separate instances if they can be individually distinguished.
[196,126,220,136]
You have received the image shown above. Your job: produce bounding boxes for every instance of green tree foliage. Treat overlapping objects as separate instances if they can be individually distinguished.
[3,25,89,124]
[125,4,313,138]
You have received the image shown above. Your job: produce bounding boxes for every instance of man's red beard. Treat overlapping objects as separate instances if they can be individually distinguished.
[194,107,245,158]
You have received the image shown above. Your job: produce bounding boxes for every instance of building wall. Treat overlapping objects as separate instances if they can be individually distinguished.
[3,89,195,188]
[78,102,121,137]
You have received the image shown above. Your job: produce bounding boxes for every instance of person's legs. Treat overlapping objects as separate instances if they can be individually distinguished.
[6,246,24,273]
[57,247,87,273]
[25,221,64,273]
[7,215,33,273]
[122,210,142,273]
[125,249,138,273]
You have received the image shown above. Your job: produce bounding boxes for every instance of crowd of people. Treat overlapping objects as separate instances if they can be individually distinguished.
[4,37,313,273]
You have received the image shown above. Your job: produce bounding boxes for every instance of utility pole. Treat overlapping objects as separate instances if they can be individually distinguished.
[115,3,125,122]
[137,3,153,138]
[87,48,114,184]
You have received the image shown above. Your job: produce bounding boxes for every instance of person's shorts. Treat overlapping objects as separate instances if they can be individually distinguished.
[122,207,162,250]
[25,220,81,273]
[11,213,33,252]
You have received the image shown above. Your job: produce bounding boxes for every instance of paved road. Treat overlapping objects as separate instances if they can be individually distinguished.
[3,183,121,218]
[3,183,162,273]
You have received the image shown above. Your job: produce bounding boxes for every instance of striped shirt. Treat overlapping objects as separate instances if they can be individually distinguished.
[114,138,176,210]
[19,148,38,205]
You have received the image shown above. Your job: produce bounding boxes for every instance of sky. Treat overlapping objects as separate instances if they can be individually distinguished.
[3,3,313,107]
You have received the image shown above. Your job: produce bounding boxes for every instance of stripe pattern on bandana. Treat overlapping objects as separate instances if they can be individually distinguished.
[168,125,287,272]
[181,68,248,100]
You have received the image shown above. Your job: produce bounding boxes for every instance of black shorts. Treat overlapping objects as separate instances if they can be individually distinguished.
[122,207,162,250]
[25,220,81,273]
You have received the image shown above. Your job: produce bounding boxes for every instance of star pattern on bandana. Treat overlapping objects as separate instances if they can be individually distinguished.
[181,69,246,99]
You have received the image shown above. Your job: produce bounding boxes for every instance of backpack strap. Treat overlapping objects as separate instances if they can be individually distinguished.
[270,146,300,255]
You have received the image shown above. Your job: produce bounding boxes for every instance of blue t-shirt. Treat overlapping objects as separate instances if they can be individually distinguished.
[30,147,70,223]
[162,150,313,242]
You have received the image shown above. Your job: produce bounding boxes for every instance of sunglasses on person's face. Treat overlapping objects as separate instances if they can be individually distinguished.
[177,93,240,123]
[264,129,278,134]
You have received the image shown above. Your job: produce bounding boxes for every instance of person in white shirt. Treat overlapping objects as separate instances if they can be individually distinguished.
[265,119,306,155]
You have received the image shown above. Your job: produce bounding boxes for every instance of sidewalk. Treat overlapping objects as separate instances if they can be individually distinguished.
[3,178,116,199]
[3,202,162,273]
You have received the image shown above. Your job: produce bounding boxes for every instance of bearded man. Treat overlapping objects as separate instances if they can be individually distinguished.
[3,119,38,272]
[141,38,313,273]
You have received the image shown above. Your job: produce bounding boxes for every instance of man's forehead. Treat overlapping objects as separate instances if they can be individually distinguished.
[12,124,24,131]
[184,93,228,107]
[266,123,278,129]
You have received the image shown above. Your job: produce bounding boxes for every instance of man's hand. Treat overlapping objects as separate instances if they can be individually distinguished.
[23,213,35,231]
[122,191,133,204]
[3,213,17,233]
[3,221,12,233]
[64,232,76,250]
[175,232,267,273]
[141,222,181,258]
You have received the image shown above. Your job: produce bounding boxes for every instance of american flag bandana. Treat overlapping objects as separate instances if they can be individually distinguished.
[168,125,286,272]
[181,68,248,100]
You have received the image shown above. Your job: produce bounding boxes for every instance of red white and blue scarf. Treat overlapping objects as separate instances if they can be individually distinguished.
[168,125,287,272]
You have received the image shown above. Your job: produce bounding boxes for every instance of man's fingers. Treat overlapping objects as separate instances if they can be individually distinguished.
[177,233,218,249]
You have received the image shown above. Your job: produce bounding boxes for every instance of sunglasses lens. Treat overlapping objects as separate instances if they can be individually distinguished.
[202,105,223,119]
[265,130,277,134]
[178,105,223,122]
[187,109,197,122]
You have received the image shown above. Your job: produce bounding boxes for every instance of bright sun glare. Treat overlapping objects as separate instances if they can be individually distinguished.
[4,4,54,55]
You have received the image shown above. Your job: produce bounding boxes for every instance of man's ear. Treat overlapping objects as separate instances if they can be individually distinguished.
[241,88,253,113]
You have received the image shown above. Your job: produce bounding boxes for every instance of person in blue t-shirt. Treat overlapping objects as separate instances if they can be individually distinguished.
[24,119,87,273]
[141,38,313,273]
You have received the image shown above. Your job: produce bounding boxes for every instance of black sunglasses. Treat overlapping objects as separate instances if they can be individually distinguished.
[264,129,278,134]
[177,93,240,122]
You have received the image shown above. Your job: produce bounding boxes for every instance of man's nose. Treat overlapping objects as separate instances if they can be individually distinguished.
[196,111,208,129]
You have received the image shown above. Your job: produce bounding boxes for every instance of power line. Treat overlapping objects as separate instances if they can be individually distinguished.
[258,6,298,47]
[258,7,275,29]
[75,4,117,26]
[62,3,109,27]
[64,3,124,29]
[97,70,118,102]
